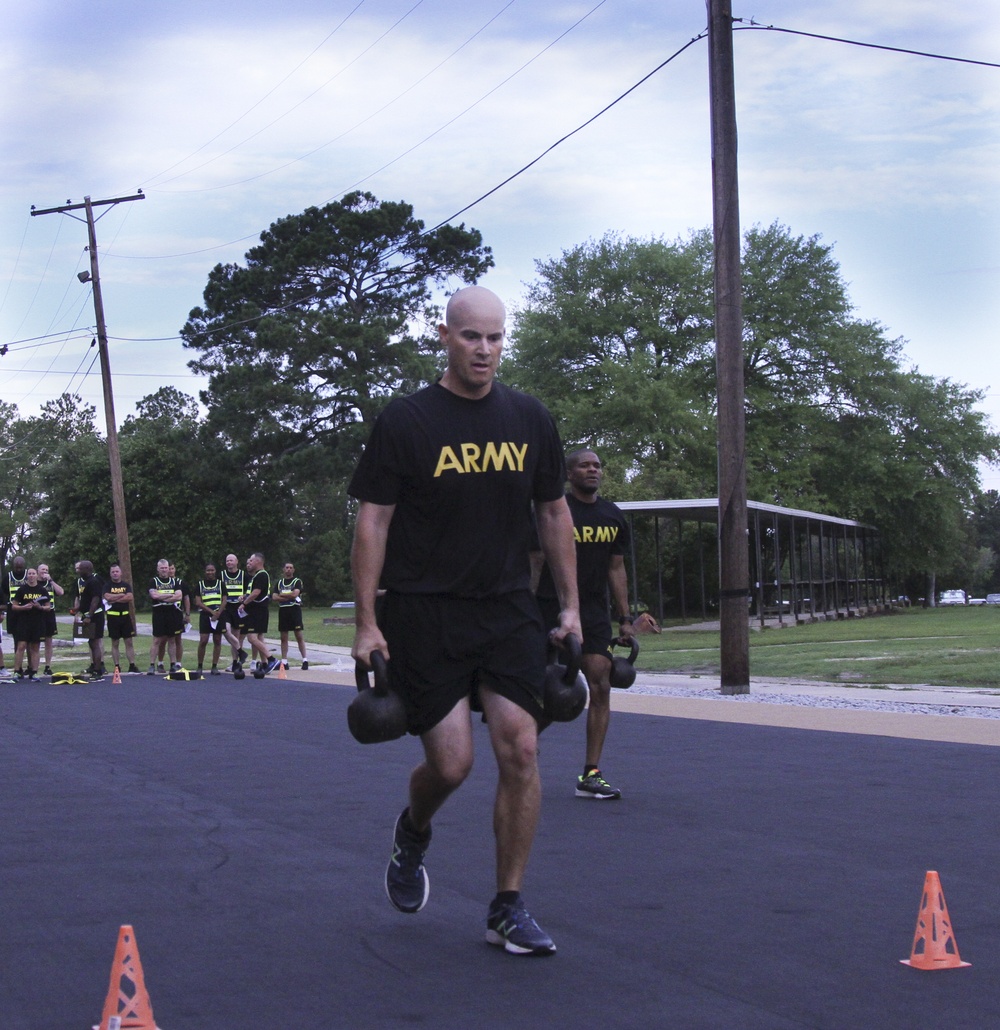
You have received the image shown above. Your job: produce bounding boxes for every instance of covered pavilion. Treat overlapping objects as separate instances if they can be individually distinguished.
[617,498,886,627]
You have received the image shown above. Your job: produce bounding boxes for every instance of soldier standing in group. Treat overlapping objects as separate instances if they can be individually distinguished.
[242,552,278,675]
[11,568,51,681]
[77,560,107,678]
[36,563,64,676]
[148,559,182,675]
[220,553,248,671]
[194,563,228,676]
[104,562,139,674]
[272,562,308,670]
[3,556,28,676]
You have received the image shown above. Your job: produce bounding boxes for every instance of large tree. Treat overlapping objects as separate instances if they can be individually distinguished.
[505,231,717,499]
[1,394,100,565]
[507,224,999,588]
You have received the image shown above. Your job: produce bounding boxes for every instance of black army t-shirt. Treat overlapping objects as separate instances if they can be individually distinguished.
[536,493,630,617]
[349,382,566,598]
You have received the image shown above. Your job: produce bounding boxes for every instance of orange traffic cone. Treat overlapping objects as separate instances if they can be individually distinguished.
[94,925,160,1029]
[278,661,287,680]
[112,667,122,684]
[901,870,971,970]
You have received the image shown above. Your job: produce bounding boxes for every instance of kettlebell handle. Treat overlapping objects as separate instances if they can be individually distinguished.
[614,636,639,665]
[354,650,390,695]
[555,633,582,685]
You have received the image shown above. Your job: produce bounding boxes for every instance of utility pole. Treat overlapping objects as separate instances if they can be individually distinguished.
[707,0,750,693]
[31,192,145,608]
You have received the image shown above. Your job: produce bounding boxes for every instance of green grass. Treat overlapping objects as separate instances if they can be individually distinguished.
[635,606,1000,688]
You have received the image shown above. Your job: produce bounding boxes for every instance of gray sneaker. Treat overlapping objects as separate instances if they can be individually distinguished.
[575,770,622,800]
[486,897,556,956]
[385,809,430,913]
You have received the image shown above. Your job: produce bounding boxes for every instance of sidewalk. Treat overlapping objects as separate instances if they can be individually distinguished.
[58,618,1000,744]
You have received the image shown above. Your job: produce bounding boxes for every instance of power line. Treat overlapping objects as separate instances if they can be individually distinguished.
[147,0,519,197]
[422,30,705,235]
[733,20,1000,69]
[143,0,371,187]
[148,0,427,190]
[112,0,608,258]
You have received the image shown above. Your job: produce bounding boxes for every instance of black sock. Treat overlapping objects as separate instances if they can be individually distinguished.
[494,890,520,907]
[584,765,599,778]
[400,808,430,841]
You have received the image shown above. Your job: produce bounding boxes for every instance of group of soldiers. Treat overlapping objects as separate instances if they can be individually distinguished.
[0,552,310,681]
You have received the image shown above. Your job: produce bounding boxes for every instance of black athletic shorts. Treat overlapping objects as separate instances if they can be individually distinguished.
[278,605,303,633]
[198,611,224,637]
[537,596,614,661]
[16,612,44,645]
[380,589,547,736]
[244,604,269,635]
[82,612,105,640]
[152,606,181,638]
[221,606,246,634]
[43,610,57,637]
[107,613,133,640]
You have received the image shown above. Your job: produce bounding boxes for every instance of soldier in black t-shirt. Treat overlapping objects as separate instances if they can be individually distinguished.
[193,563,227,676]
[104,563,139,674]
[76,560,106,677]
[11,568,51,680]
[273,562,308,669]
[349,285,580,957]
[36,563,64,675]
[533,449,635,801]
[242,552,277,674]
[148,559,182,674]
[3,556,28,669]
[154,562,190,671]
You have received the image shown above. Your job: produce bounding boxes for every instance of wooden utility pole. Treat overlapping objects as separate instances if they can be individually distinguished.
[31,192,145,604]
[707,1,750,692]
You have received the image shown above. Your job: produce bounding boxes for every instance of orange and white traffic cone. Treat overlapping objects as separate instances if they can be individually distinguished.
[901,870,971,970]
[94,924,160,1029]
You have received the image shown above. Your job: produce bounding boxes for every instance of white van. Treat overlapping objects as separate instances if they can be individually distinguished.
[938,590,967,606]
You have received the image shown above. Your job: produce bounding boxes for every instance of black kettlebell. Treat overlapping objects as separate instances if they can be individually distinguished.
[233,664,246,681]
[253,666,265,679]
[543,633,587,722]
[609,636,639,689]
[348,651,407,744]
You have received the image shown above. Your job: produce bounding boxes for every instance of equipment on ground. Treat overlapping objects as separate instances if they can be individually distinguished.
[543,633,587,722]
[349,651,407,744]
[609,636,639,689]
[253,665,266,679]
[233,663,246,681]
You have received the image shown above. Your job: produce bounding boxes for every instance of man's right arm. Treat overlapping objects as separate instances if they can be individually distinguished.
[351,500,395,667]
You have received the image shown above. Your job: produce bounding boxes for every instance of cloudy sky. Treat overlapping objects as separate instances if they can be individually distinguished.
[2,1,998,483]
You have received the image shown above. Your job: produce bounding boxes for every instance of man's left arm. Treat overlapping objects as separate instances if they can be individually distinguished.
[534,496,581,643]
[608,555,634,640]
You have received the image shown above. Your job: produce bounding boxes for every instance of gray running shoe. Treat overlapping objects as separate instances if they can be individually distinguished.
[486,897,556,956]
[575,770,622,800]
[385,809,430,913]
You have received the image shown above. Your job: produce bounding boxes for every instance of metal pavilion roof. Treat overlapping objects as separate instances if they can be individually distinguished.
[615,498,874,531]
